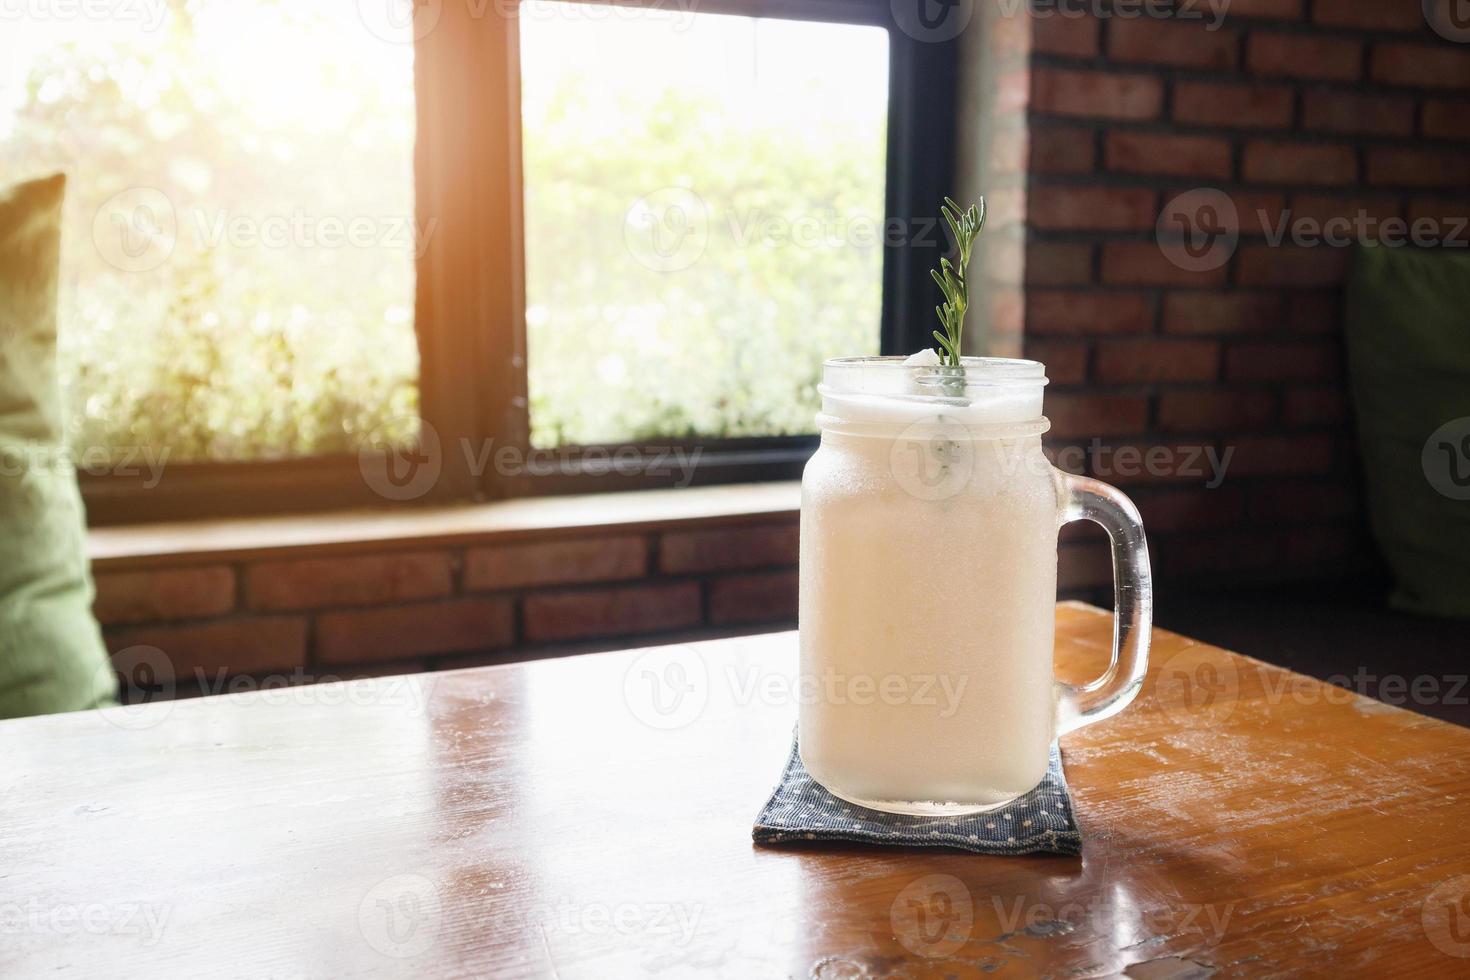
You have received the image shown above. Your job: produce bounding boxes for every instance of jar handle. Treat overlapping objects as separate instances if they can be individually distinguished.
[1053,471,1153,737]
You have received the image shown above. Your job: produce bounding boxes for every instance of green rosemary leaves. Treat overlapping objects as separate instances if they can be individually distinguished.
[930,196,985,369]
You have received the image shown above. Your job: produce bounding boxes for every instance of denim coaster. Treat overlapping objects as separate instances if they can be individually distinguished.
[753,738,1082,856]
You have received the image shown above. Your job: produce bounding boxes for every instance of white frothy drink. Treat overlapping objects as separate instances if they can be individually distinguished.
[798,355,1060,813]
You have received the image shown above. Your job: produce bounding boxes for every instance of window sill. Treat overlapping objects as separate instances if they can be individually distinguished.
[88,481,800,571]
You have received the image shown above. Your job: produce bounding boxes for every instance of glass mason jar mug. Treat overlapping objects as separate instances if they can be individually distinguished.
[798,355,1152,815]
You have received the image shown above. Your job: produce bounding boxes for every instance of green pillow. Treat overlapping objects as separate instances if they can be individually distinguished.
[0,174,117,718]
[1345,244,1470,619]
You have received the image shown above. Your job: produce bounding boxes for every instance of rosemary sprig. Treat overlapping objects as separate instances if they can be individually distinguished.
[929,196,985,369]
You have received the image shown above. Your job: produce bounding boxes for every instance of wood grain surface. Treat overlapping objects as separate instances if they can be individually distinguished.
[4,602,1469,978]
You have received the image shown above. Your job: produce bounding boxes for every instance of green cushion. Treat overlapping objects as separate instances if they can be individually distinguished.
[1345,244,1470,619]
[0,174,117,718]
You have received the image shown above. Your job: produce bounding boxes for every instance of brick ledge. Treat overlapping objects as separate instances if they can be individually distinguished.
[88,482,801,571]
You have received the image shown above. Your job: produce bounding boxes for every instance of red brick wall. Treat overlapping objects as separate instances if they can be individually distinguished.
[93,506,1120,698]
[95,518,801,699]
[1003,0,1470,591]
[91,511,1146,702]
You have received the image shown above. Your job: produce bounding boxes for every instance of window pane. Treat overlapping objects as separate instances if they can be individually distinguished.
[1,2,419,463]
[520,3,889,448]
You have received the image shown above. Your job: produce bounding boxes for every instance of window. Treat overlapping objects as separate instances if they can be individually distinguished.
[4,3,420,466]
[520,3,889,447]
[4,0,956,521]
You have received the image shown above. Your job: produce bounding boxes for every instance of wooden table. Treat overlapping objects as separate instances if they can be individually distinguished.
[5,602,1470,978]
